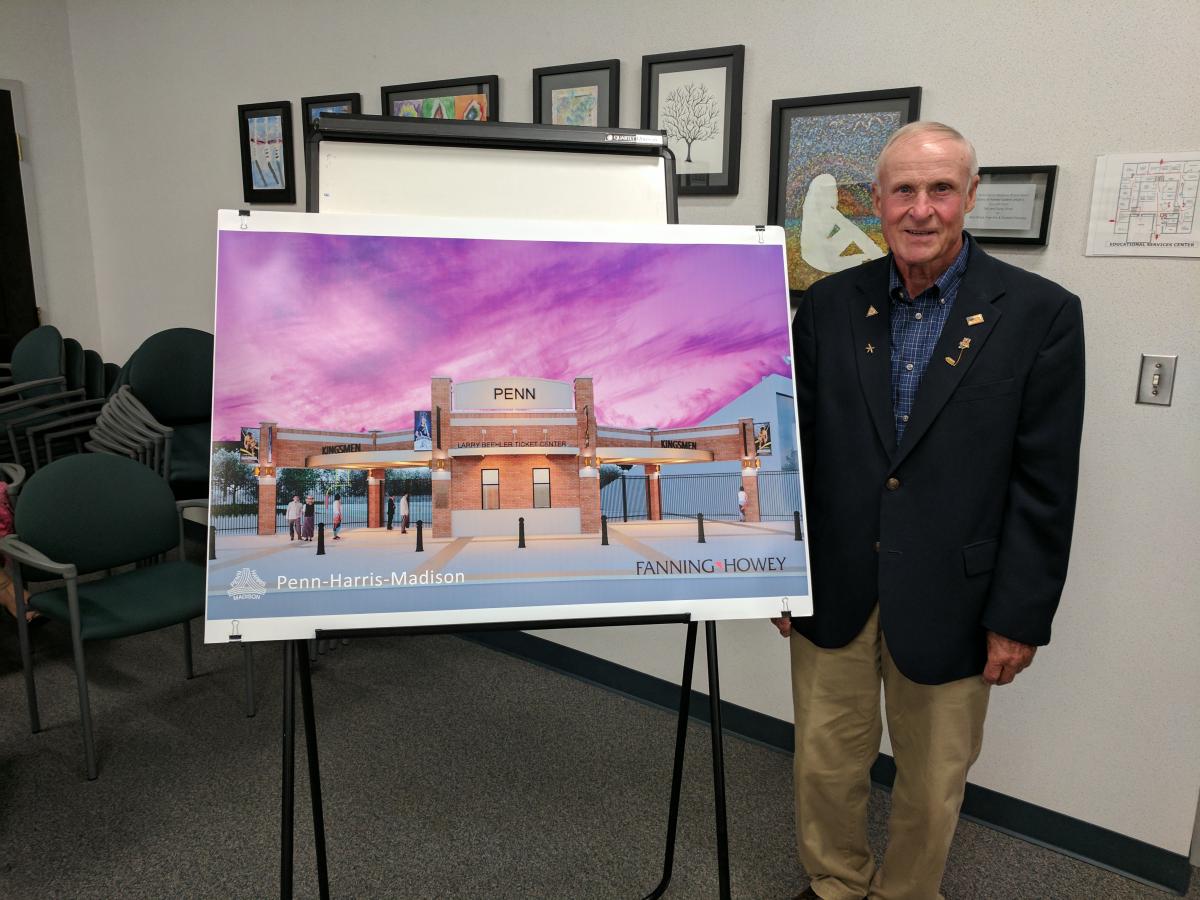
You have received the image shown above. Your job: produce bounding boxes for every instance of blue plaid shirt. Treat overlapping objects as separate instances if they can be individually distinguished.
[889,238,971,446]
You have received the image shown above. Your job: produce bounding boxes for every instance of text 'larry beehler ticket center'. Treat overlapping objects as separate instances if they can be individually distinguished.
[246,375,777,538]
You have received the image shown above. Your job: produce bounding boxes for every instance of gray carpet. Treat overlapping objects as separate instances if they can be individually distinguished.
[0,618,1195,899]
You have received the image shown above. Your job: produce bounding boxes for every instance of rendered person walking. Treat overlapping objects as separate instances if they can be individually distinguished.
[387,495,395,530]
[332,493,343,540]
[285,494,303,541]
[737,487,748,521]
[400,492,410,533]
[302,495,315,541]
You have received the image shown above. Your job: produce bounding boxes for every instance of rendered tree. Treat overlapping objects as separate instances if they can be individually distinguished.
[660,83,720,164]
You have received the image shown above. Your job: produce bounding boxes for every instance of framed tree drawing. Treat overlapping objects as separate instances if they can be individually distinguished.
[380,76,500,122]
[532,59,620,128]
[767,87,921,299]
[237,100,296,204]
[300,92,361,139]
[641,45,744,196]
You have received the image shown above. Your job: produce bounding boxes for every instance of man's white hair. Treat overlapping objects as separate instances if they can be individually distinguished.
[874,121,979,183]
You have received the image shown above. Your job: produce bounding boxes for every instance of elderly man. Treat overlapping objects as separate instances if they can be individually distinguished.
[778,122,1085,900]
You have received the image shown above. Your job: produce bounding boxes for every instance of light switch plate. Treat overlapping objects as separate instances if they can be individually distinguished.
[1136,354,1177,406]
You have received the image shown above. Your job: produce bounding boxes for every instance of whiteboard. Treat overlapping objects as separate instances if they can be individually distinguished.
[318,141,670,223]
[307,115,676,223]
[205,211,810,642]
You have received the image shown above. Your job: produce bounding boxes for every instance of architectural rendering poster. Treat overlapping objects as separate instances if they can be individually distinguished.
[206,210,810,642]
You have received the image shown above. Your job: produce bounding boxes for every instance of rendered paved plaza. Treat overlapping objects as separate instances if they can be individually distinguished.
[205,520,807,623]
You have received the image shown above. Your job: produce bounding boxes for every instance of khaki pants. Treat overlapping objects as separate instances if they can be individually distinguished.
[790,606,990,900]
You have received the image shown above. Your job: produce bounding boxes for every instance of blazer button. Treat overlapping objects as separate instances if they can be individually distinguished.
[885,477,901,491]
[873,541,880,552]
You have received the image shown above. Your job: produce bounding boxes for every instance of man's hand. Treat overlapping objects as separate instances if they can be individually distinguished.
[770,616,792,638]
[982,631,1037,685]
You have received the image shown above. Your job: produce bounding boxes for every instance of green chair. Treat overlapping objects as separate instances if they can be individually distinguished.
[2,453,206,779]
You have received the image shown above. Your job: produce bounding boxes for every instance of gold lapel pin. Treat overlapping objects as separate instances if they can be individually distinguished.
[866,305,879,318]
[966,313,985,326]
[944,337,972,367]
[866,343,876,354]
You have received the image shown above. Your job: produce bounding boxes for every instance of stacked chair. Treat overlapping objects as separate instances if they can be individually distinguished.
[0,325,113,472]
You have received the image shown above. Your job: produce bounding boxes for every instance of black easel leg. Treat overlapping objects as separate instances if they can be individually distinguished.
[706,621,731,900]
[643,621,698,900]
[281,641,295,900]
[297,643,330,900]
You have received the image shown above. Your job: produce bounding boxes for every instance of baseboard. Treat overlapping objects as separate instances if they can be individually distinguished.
[463,629,1192,896]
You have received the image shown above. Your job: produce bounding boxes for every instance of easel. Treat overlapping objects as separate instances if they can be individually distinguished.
[278,615,734,900]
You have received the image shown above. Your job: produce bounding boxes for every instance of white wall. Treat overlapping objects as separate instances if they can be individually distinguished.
[0,0,100,349]
[50,0,1200,859]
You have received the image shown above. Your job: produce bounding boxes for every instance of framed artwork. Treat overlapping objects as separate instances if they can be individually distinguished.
[532,59,620,128]
[767,87,921,298]
[300,92,361,139]
[965,165,1057,246]
[237,100,296,204]
[641,45,744,196]
[380,76,500,122]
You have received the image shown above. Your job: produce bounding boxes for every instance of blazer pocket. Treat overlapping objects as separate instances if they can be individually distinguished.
[949,377,1015,403]
[962,538,999,577]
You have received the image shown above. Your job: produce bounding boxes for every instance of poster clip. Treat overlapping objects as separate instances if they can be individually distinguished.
[755,225,765,244]
[239,209,251,230]
[229,619,243,641]
[780,597,791,620]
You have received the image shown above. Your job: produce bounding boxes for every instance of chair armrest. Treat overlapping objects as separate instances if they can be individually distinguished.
[0,536,78,578]
[178,499,209,524]
[0,376,67,399]
[0,462,26,496]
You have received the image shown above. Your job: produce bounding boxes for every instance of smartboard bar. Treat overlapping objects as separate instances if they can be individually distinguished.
[316,613,692,640]
[312,113,669,155]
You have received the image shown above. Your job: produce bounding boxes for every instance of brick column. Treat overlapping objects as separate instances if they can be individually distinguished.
[257,475,277,535]
[645,464,662,520]
[579,458,600,534]
[741,464,761,523]
[367,468,385,528]
[432,466,451,537]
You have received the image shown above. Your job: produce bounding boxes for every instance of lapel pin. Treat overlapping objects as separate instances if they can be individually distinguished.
[865,343,876,354]
[866,305,879,318]
[966,313,984,326]
[944,337,972,367]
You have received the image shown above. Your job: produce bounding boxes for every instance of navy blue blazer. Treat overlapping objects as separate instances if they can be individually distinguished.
[791,236,1085,685]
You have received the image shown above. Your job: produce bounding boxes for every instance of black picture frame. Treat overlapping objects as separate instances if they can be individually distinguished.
[965,165,1057,246]
[300,92,361,139]
[237,100,296,204]
[380,76,500,122]
[532,59,620,128]
[641,45,744,196]
[768,87,920,300]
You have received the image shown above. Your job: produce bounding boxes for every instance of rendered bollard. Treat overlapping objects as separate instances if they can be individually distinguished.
[601,514,609,546]
[697,513,706,544]
[209,525,216,560]
[316,522,326,555]
[415,519,424,552]
[518,516,526,549]
[793,510,802,541]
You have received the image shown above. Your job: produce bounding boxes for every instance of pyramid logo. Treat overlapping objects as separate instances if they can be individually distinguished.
[228,568,267,601]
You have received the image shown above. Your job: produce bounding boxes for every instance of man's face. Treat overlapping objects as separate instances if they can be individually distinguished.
[293,495,299,502]
[872,133,978,274]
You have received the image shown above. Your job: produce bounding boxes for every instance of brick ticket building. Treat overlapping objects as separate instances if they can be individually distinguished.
[251,376,763,538]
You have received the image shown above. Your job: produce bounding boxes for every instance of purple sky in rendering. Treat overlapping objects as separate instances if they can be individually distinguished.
[212,230,792,439]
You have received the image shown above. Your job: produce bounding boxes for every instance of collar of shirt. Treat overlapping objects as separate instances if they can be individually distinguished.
[887,235,971,305]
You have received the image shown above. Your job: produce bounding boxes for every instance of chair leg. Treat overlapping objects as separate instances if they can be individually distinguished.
[69,628,98,780]
[243,643,256,717]
[182,620,194,679]
[307,639,317,662]
[14,601,40,733]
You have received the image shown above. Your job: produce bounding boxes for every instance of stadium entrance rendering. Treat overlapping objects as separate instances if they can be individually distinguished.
[247,376,771,539]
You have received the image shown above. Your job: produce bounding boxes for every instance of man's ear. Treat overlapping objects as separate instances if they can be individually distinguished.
[965,174,980,215]
[870,182,883,217]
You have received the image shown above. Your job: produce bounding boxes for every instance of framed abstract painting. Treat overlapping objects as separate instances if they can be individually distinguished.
[381,76,500,122]
[532,59,620,128]
[641,45,744,196]
[767,87,921,300]
[237,100,296,204]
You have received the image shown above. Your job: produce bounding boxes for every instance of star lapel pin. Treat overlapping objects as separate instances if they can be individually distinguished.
[865,343,876,354]
[966,313,985,326]
[944,337,972,367]
[866,305,879,318]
